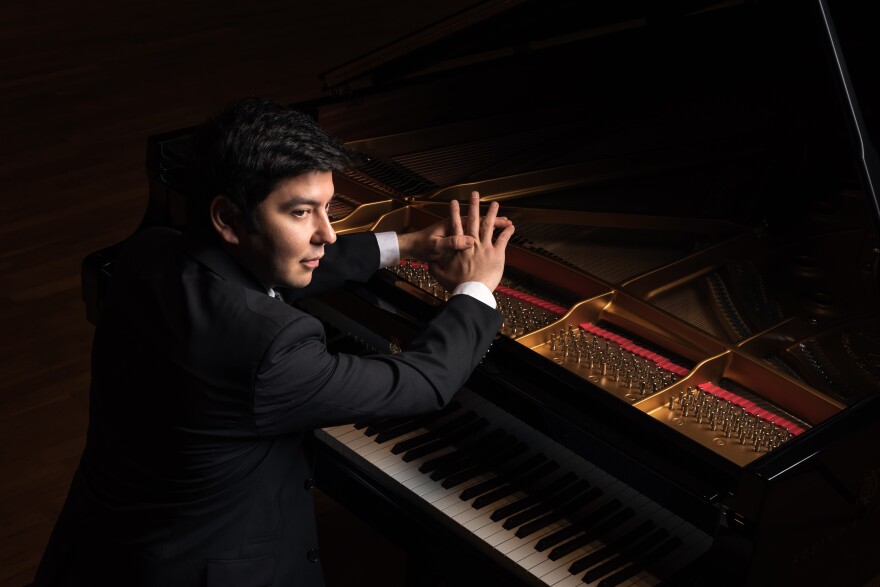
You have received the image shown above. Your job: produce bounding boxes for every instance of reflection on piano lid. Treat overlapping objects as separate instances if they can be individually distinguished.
[83,0,880,585]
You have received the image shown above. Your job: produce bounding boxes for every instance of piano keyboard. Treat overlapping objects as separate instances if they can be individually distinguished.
[316,389,711,586]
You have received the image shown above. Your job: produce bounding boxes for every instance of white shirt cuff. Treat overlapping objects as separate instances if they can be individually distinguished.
[374,232,495,309]
[375,231,400,268]
[452,281,497,309]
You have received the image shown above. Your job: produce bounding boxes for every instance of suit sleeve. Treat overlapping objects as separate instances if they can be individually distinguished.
[282,232,380,301]
[253,294,502,434]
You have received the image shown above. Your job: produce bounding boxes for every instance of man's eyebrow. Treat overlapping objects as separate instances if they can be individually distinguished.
[278,196,330,210]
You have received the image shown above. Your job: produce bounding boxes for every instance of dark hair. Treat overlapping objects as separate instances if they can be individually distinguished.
[187,96,352,231]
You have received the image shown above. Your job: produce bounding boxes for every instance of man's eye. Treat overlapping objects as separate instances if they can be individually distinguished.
[292,209,309,218]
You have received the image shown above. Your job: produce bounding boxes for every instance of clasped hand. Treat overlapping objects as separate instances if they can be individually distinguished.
[397,191,515,292]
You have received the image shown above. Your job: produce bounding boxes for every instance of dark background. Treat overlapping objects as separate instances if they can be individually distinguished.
[0,2,472,585]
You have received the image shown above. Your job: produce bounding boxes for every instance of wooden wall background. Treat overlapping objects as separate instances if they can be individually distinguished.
[0,2,472,585]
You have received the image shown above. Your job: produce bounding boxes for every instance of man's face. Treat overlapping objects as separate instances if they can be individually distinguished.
[233,170,337,290]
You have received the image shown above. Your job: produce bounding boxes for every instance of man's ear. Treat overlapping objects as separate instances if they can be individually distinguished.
[210,196,243,245]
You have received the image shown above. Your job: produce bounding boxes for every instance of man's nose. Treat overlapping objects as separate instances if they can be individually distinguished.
[313,212,337,245]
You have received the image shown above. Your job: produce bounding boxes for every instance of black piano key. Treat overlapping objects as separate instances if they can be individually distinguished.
[389,411,478,454]
[472,460,560,509]
[550,507,638,561]
[459,452,546,501]
[391,411,477,454]
[563,518,653,570]
[353,421,370,430]
[514,485,601,539]
[489,473,577,530]
[401,417,489,462]
[596,536,684,587]
[374,418,430,443]
[431,437,528,489]
[458,428,518,461]
[363,415,412,437]
[504,477,590,532]
[439,438,524,488]
[421,429,511,476]
[374,414,439,443]
[580,552,632,582]
[374,401,462,443]
[420,450,471,476]
[392,407,472,449]
[399,439,447,463]
[580,527,670,582]
[535,498,620,552]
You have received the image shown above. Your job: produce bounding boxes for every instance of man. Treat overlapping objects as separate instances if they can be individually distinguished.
[34,97,514,586]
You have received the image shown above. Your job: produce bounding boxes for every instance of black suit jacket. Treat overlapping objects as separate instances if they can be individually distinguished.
[34,228,502,587]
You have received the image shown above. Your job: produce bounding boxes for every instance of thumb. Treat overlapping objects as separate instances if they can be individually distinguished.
[492,223,515,250]
[435,234,475,256]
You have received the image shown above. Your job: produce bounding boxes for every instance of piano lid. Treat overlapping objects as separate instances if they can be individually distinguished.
[319,0,878,216]
[816,0,880,227]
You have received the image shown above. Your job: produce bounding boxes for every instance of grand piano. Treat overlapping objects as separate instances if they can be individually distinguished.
[83,0,880,585]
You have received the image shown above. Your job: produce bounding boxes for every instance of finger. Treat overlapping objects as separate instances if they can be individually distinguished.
[433,234,474,257]
[467,191,480,237]
[449,199,463,236]
[493,223,516,250]
[448,234,476,251]
[480,201,499,242]
[492,216,513,228]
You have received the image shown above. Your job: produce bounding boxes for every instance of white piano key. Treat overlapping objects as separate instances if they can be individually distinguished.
[463,496,524,533]
[507,523,570,565]
[323,423,356,437]
[386,448,453,479]
[535,544,603,584]
[440,497,476,518]
[431,490,471,511]
[551,574,590,587]
[422,476,490,504]
[452,501,497,524]
[361,431,424,463]
[336,427,368,445]
[345,432,379,451]
[483,522,521,547]
[495,524,559,557]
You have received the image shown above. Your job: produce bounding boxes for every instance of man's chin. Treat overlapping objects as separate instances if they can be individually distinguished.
[281,271,314,290]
